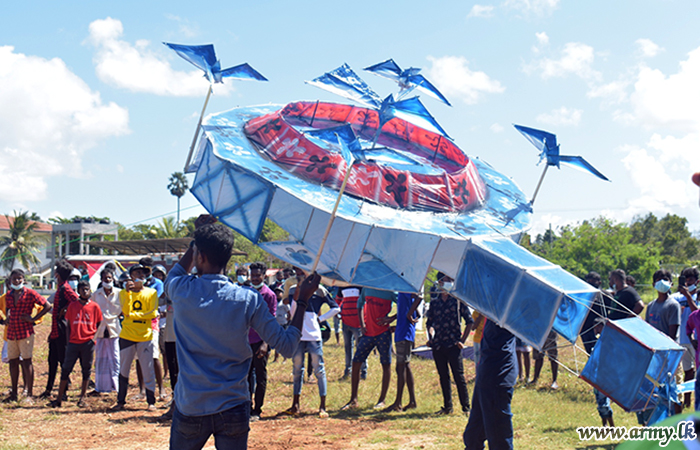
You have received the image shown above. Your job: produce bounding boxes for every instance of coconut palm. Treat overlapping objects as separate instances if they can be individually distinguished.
[0,210,49,272]
[168,172,189,225]
[154,216,187,239]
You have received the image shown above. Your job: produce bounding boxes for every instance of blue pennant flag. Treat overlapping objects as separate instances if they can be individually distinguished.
[364,58,451,106]
[163,42,268,84]
[514,124,609,181]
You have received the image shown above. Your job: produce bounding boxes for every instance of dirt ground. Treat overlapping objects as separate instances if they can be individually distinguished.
[0,321,398,450]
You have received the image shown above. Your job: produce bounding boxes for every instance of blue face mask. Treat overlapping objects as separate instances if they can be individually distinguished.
[10,283,24,290]
[654,279,672,294]
[68,280,79,290]
[237,275,247,284]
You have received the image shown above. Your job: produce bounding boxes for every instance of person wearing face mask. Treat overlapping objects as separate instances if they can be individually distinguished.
[646,269,680,341]
[643,269,682,419]
[607,269,644,320]
[134,257,167,401]
[0,269,51,403]
[675,267,699,409]
[91,269,121,394]
[246,261,277,421]
[40,262,80,399]
[112,263,159,411]
[425,272,473,416]
[236,266,250,287]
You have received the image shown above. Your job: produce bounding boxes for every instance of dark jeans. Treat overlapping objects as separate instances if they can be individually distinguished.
[61,340,95,381]
[170,402,250,450]
[247,341,268,416]
[463,385,514,450]
[165,341,179,390]
[433,345,470,411]
[46,333,68,392]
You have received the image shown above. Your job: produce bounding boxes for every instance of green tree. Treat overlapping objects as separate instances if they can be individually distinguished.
[168,172,189,225]
[630,213,700,264]
[530,217,661,284]
[153,216,187,239]
[0,211,49,272]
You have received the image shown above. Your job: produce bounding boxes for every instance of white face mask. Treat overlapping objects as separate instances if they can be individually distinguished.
[133,278,146,286]
[102,282,113,290]
[654,279,672,294]
[252,282,264,289]
[10,283,24,290]
[442,282,454,291]
[237,275,247,284]
[68,280,79,290]
[687,283,698,292]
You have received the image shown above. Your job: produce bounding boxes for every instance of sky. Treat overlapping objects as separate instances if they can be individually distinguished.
[1,0,699,236]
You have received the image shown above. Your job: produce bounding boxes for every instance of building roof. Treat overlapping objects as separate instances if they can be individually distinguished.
[83,237,247,256]
[0,216,52,233]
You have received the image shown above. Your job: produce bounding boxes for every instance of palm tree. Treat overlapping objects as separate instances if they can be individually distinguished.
[0,210,49,272]
[168,172,189,225]
[154,216,187,239]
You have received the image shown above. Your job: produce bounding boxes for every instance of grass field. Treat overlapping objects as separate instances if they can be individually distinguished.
[0,315,650,450]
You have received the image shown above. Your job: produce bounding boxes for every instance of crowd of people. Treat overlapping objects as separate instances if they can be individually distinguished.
[1,214,699,449]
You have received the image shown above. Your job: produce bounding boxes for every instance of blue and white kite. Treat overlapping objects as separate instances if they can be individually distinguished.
[364,58,451,106]
[306,63,450,144]
[163,42,267,83]
[514,124,609,204]
[163,42,268,171]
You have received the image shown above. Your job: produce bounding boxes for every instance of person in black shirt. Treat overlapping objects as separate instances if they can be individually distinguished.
[607,269,643,320]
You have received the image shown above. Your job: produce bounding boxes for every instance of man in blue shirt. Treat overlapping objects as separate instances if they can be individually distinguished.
[463,320,517,450]
[384,292,422,412]
[165,215,319,450]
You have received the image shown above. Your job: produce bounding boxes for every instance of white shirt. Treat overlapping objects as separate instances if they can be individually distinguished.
[91,286,122,338]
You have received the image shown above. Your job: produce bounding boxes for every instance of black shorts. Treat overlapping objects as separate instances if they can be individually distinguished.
[61,340,95,381]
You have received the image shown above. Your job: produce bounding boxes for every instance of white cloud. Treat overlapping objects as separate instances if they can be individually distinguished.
[536,32,549,46]
[536,107,583,126]
[503,0,560,16]
[467,5,495,18]
[526,42,602,82]
[0,45,129,202]
[87,17,230,97]
[426,56,505,105]
[587,79,630,104]
[165,14,198,38]
[629,47,700,132]
[636,38,663,58]
[490,123,505,133]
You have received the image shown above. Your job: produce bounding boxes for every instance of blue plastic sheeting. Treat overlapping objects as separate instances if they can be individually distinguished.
[580,317,683,413]
[453,235,597,348]
[188,104,532,293]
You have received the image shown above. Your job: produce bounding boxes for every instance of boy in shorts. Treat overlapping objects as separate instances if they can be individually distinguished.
[51,281,102,407]
[384,292,422,412]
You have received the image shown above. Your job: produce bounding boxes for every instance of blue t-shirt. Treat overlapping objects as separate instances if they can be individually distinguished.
[394,293,416,343]
[476,321,517,389]
[146,277,164,297]
[165,264,301,417]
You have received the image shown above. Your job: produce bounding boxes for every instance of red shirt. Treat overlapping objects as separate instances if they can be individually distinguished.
[361,290,396,337]
[66,300,103,344]
[50,282,79,340]
[339,288,361,328]
[5,288,47,341]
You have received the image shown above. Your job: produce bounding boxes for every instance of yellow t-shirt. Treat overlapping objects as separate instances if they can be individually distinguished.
[119,287,158,342]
